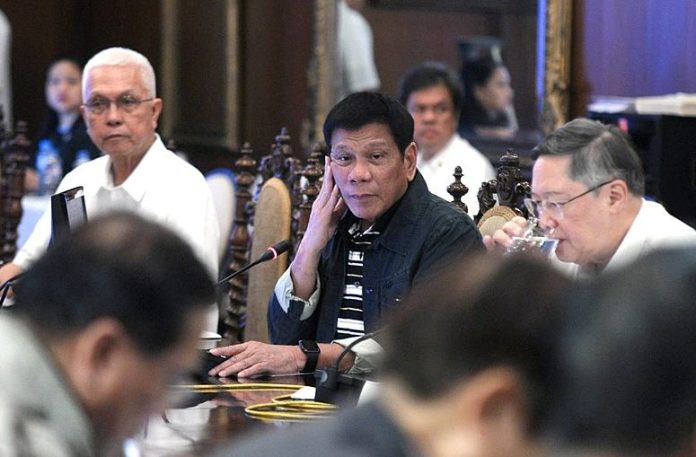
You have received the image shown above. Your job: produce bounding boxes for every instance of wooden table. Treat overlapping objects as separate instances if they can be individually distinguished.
[132,374,320,456]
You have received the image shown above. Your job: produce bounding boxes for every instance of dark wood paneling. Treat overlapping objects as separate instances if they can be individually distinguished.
[77,0,161,73]
[362,6,538,129]
[0,0,160,142]
[0,0,83,137]
[242,0,313,158]
[176,0,227,138]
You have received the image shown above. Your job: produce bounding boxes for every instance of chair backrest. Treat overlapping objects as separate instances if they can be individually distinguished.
[244,177,292,343]
[222,142,257,344]
[205,168,236,263]
[221,129,324,344]
[1,121,31,266]
[474,149,530,237]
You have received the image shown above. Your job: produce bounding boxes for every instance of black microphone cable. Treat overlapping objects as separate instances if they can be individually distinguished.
[315,329,384,404]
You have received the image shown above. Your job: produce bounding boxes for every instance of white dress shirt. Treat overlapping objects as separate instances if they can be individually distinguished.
[556,199,696,279]
[417,133,496,216]
[15,135,220,330]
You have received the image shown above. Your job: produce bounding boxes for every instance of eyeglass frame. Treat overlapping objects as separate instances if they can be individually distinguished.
[82,94,155,115]
[524,179,615,219]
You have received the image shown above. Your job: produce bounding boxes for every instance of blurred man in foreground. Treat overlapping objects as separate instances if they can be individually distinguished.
[484,118,696,278]
[210,252,569,457]
[0,213,214,456]
[548,247,696,457]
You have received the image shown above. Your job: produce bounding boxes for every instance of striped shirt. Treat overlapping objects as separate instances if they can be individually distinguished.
[334,222,380,339]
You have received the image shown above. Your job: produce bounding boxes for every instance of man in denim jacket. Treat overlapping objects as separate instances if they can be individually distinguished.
[210,92,482,377]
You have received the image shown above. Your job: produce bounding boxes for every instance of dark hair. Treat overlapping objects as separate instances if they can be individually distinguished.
[460,57,509,128]
[397,61,463,114]
[14,212,215,355]
[533,118,645,196]
[382,252,570,435]
[35,55,85,143]
[323,91,414,154]
[550,247,696,456]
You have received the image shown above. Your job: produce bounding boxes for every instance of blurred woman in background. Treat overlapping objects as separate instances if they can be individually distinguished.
[25,56,99,192]
[460,57,517,140]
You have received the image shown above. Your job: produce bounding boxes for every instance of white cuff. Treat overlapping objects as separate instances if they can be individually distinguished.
[333,336,384,375]
[273,267,321,320]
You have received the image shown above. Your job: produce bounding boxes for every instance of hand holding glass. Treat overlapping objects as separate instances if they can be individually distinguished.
[506,200,558,256]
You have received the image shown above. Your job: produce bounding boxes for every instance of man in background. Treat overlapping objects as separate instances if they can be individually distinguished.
[485,118,696,278]
[398,61,495,216]
[0,212,214,456]
[210,252,569,457]
[0,46,219,329]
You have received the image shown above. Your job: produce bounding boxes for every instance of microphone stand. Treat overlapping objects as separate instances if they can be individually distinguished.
[217,256,272,286]
[217,240,291,286]
[315,330,383,404]
[0,273,23,309]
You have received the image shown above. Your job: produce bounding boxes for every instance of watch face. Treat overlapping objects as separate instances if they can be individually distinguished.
[300,340,320,353]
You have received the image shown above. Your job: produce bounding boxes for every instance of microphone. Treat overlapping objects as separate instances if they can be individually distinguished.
[0,273,24,309]
[315,329,383,404]
[217,239,292,286]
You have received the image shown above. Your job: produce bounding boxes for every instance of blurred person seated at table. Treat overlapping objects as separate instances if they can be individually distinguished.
[208,92,482,378]
[547,247,696,457]
[459,57,517,140]
[25,55,100,193]
[209,252,570,457]
[0,212,214,457]
[0,46,219,329]
[484,118,696,278]
[398,61,495,216]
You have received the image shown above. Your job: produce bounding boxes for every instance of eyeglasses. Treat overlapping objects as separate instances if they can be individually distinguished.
[524,179,614,219]
[82,95,154,115]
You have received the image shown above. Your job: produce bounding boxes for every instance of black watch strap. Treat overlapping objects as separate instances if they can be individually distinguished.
[299,340,320,373]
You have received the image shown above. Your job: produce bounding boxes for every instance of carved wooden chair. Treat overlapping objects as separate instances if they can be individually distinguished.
[222,142,257,344]
[446,166,471,215]
[472,149,531,237]
[222,128,325,344]
[243,177,292,343]
[241,129,299,343]
[1,120,31,266]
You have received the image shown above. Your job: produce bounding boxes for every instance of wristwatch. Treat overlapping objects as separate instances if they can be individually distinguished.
[298,340,320,373]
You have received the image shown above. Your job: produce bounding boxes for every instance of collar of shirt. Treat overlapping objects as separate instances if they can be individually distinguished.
[416,132,458,167]
[99,135,164,205]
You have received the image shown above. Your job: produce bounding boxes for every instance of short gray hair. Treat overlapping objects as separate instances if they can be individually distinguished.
[82,47,156,99]
[533,118,645,196]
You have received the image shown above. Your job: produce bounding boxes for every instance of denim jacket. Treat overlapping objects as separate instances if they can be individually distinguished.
[268,172,483,344]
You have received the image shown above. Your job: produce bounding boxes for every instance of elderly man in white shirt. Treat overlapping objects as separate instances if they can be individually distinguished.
[398,61,495,216]
[0,47,219,330]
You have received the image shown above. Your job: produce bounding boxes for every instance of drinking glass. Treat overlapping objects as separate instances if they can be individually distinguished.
[506,216,558,256]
